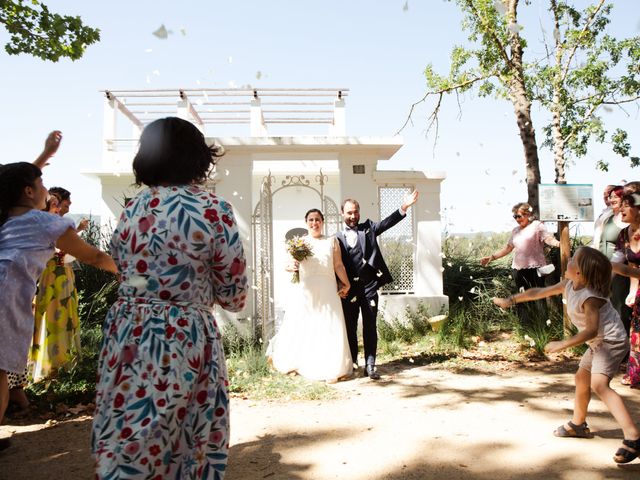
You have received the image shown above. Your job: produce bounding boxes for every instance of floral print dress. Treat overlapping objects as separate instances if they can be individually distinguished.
[614,227,640,387]
[92,185,248,480]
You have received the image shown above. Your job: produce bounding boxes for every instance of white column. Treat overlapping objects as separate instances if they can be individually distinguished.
[177,99,189,120]
[329,98,346,136]
[210,152,253,319]
[338,154,378,219]
[250,98,267,136]
[102,97,117,169]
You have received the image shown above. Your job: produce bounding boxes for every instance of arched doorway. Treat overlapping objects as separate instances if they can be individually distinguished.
[252,171,340,340]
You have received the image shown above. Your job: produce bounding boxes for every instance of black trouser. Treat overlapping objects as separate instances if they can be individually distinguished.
[611,274,633,334]
[513,268,547,327]
[341,281,379,366]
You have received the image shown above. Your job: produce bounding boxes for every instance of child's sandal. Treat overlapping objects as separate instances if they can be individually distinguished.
[553,421,593,438]
[614,438,640,464]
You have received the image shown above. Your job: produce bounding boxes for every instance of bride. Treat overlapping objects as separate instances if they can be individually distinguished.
[268,208,353,382]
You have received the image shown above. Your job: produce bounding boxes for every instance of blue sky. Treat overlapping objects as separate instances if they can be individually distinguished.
[0,0,638,233]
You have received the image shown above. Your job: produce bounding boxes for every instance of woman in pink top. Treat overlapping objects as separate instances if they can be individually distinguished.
[481,202,560,326]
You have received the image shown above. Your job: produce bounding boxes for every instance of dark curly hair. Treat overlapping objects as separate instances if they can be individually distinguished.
[132,117,224,187]
[0,162,42,226]
[48,186,71,202]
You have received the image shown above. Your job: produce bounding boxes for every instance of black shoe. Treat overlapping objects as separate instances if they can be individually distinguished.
[364,364,381,380]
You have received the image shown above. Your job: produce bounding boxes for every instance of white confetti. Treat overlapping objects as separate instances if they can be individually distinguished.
[402,0,409,12]
[469,287,476,294]
[152,69,160,76]
[256,71,262,80]
[350,296,358,303]
[439,267,445,272]
[458,296,463,301]
[152,24,169,40]
[233,191,238,196]
[493,0,507,15]
[225,169,230,176]
[553,27,560,42]
[529,340,536,347]
[228,56,233,64]
[144,48,153,53]
[519,287,525,293]
[507,22,522,34]
[376,271,383,277]
[408,357,414,363]
[370,300,376,307]
[353,277,359,281]
[447,262,453,267]
[546,319,551,326]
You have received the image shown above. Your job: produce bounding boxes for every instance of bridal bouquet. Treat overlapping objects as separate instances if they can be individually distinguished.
[286,236,314,283]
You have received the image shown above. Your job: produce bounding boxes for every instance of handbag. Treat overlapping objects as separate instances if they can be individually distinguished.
[536,264,555,276]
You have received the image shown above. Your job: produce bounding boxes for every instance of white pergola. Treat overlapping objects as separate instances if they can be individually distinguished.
[89,87,448,335]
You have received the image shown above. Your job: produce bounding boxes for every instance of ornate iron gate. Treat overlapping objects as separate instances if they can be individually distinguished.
[252,174,275,340]
[251,170,340,341]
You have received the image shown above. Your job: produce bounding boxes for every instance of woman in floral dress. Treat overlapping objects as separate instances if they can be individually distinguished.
[92,117,248,479]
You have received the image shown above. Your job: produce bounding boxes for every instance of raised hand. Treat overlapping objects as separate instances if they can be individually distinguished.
[33,130,63,169]
[401,190,419,212]
[43,130,63,157]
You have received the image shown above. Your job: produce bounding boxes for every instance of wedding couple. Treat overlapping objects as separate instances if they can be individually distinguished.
[268,191,419,382]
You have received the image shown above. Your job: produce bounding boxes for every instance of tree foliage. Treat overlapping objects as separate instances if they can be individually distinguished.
[0,0,100,61]
[403,0,640,211]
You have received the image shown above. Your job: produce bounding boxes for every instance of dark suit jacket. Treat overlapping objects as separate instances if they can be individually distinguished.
[336,209,405,291]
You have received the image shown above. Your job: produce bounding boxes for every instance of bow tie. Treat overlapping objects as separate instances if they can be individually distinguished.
[345,226,357,232]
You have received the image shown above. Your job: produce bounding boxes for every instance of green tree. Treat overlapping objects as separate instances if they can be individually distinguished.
[0,0,100,61]
[402,0,640,212]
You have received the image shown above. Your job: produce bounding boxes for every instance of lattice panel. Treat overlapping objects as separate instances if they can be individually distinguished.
[379,186,414,293]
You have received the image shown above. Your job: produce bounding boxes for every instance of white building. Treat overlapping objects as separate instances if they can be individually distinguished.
[89,87,448,338]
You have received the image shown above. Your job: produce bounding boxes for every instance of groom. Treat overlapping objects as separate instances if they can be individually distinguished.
[336,191,418,380]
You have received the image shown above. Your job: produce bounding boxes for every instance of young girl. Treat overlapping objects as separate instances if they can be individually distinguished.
[0,162,117,450]
[494,246,640,464]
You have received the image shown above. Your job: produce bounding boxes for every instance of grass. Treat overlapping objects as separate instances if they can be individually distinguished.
[23,229,591,410]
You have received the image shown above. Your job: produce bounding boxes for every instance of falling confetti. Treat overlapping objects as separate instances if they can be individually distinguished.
[144,48,153,53]
[228,56,233,64]
[457,296,463,301]
[402,0,409,12]
[152,24,169,39]
[233,191,238,196]
[507,22,522,34]
[350,296,358,303]
[180,27,187,36]
[493,0,507,15]
[256,71,262,80]
[553,27,560,42]
[546,319,551,326]
[225,169,230,175]
[152,69,160,76]
[469,287,476,294]
[370,300,376,307]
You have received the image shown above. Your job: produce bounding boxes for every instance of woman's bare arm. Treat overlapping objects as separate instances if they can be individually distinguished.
[56,228,118,274]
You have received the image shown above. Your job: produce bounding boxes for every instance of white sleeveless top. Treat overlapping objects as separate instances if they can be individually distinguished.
[564,281,627,347]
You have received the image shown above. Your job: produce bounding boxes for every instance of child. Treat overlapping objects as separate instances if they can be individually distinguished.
[0,162,117,451]
[494,246,640,464]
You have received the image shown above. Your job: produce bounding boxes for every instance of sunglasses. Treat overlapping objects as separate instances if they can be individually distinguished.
[513,214,526,219]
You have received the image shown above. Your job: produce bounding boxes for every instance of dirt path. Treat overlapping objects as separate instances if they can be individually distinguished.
[2,357,640,479]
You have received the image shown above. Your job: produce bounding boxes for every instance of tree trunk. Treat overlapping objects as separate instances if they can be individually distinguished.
[507,0,542,215]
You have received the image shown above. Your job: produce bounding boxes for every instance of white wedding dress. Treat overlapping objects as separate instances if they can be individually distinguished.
[268,235,353,382]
